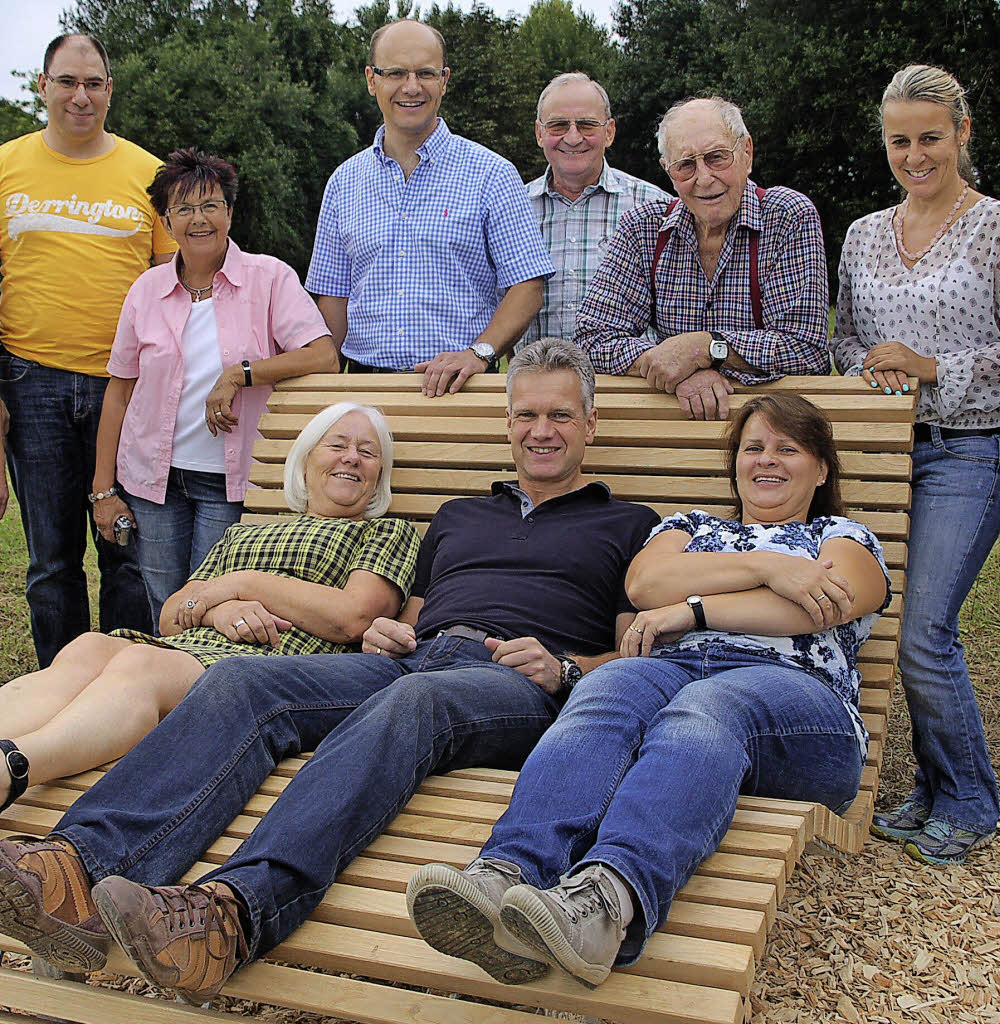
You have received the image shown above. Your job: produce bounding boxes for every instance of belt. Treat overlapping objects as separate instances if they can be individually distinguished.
[438,625,492,644]
[914,423,1000,442]
[345,359,403,374]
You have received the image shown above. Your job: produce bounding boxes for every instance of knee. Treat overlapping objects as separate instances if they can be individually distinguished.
[52,631,126,668]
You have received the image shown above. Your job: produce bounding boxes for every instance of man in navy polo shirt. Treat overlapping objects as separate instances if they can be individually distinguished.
[0,338,660,1005]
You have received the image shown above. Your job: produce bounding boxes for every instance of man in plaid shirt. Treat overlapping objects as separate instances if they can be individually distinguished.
[305,20,554,397]
[575,97,830,420]
[520,73,666,349]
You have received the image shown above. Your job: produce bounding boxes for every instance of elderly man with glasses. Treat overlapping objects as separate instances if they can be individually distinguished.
[0,33,176,667]
[519,72,666,350]
[575,96,830,419]
[305,19,554,396]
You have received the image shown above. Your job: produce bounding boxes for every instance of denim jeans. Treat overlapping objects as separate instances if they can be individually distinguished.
[123,468,244,628]
[898,431,1000,833]
[0,351,151,667]
[55,635,561,960]
[481,646,862,964]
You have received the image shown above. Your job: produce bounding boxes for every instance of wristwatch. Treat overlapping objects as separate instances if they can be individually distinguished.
[708,331,729,371]
[469,341,497,365]
[559,657,583,692]
[0,739,29,809]
[686,595,708,631]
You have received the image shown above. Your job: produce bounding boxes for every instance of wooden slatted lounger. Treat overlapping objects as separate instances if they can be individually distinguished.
[0,373,915,1024]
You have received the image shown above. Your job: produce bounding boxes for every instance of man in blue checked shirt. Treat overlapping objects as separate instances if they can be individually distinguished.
[305,20,555,396]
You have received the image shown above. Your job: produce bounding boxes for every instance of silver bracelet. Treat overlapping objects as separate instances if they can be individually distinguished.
[88,485,119,503]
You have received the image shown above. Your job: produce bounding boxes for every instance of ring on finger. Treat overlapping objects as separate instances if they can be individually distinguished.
[234,618,247,629]
[186,599,196,609]
[816,595,830,602]
[629,624,644,634]
[374,646,382,655]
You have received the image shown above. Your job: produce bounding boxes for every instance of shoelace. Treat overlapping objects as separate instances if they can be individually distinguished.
[153,884,249,964]
[555,870,622,925]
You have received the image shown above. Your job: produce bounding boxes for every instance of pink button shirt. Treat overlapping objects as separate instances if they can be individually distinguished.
[108,239,328,502]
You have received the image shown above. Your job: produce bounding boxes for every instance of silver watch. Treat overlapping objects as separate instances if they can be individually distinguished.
[709,332,728,370]
[469,341,497,365]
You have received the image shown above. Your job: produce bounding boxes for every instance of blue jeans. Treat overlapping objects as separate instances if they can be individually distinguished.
[54,635,562,960]
[898,431,1000,833]
[0,351,151,667]
[123,468,244,628]
[481,646,862,964]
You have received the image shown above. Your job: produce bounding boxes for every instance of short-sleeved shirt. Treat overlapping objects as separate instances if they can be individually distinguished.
[304,118,555,369]
[574,181,830,384]
[647,510,892,755]
[0,131,176,375]
[831,198,1000,427]
[411,481,660,656]
[520,161,667,347]
[107,239,330,503]
[114,515,421,666]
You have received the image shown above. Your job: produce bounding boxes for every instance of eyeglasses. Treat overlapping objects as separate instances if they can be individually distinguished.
[370,66,447,83]
[166,200,228,219]
[665,142,743,182]
[539,118,610,137]
[44,73,109,94]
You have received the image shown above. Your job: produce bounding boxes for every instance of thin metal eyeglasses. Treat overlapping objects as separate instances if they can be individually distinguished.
[370,66,447,82]
[44,73,109,94]
[539,118,610,137]
[665,142,743,181]
[166,200,228,219]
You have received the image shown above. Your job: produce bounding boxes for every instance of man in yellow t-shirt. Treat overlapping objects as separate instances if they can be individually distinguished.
[0,33,176,668]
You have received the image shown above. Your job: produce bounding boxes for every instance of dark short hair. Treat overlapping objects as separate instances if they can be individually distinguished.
[723,393,844,522]
[368,20,447,68]
[44,34,110,78]
[147,148,238,216]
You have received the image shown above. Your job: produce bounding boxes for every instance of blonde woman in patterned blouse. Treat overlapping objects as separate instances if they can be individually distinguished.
[0,403,420,812]
[831,64,1000,865]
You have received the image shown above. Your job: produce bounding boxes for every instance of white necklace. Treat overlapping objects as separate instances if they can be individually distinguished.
[893,182,969,262]
[179,271,214,302]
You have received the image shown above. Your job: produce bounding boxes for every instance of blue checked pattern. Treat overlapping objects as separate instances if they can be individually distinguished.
[305,119,554,369]
[574,181,830,383]
[520,161,667,347]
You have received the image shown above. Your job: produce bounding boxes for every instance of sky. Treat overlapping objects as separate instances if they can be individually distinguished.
[1,0,618,106]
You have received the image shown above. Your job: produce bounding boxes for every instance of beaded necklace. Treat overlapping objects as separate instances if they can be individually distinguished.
[893,182,969,263]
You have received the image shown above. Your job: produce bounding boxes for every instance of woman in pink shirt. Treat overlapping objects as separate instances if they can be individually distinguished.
[91,148,337,626]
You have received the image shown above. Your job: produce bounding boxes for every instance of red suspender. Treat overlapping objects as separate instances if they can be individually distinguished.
[650,187,766,330]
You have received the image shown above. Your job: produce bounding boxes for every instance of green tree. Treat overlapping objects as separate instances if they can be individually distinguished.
[0,101,42,147]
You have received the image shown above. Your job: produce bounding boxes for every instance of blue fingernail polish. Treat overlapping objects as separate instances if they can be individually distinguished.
[895,390,902,396]
[885,387,891,394]
[903,384,910,392]
[870,380,878,388]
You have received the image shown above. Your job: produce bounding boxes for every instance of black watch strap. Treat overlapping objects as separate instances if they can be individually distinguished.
[0,739,30,811]
[241,360,253,387]
[686,595,708,631]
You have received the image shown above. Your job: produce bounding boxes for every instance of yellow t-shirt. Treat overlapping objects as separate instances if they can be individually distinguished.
[0,132,176,376]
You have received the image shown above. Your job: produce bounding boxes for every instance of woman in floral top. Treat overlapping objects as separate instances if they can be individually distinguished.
[405,394,889,991]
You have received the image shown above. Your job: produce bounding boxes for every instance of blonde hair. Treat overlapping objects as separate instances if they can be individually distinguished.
[881,64,974,184]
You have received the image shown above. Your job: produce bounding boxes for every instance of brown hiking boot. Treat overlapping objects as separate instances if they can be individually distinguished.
[0,834,108,972]
[92,876,248,1005]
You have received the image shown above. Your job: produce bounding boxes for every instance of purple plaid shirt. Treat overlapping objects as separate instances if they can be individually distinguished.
[574,181,830,383]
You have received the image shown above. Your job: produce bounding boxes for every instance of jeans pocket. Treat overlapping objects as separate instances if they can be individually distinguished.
[0,352,30,384]
[938,434,1000,466]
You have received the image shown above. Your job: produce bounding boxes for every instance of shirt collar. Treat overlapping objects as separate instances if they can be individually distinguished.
[531,160,620,203]
[373,117,451,165]
[157,237,244,299]
[491,479,612,504]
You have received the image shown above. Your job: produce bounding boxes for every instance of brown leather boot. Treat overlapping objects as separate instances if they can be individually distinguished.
[0,834,108,972]
[93,876,248,1005]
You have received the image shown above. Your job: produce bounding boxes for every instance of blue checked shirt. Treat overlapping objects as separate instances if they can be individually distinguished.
[305,119,555,369]
[520,161,667,348]
[574,181,830,383]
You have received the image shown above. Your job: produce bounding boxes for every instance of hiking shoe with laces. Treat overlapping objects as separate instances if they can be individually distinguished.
[499,864,625,989]
[0,834,108,972]
[406,858,549,984]
[92,876,248,1004]
[869,797,931,843]
[903,818,995,866]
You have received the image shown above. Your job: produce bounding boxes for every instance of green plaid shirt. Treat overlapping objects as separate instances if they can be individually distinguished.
[520,161,667,348]
[116,515,420,665]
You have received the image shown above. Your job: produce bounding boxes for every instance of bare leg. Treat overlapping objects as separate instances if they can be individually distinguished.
[3,644,205,802]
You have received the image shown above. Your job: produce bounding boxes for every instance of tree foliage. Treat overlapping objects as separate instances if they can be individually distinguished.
[0,101,42,147]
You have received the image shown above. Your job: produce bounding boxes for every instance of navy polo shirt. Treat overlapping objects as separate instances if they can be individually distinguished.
[411,481,660,656]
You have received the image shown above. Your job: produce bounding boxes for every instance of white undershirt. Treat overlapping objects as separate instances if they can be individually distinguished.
[170,298,228,474]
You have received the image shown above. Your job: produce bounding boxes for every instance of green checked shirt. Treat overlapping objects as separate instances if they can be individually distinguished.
[519,160,667,349]
[114,515,421,666]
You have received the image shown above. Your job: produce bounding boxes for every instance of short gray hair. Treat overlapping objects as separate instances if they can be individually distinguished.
[656,95,749,159]
[507,338,596,414]
[536,72,611,122]
[881,64,974,184]
[283,402,394,518]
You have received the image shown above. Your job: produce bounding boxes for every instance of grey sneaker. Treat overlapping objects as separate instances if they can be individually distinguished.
[903,818,995,866]
[870,797,931,843]
[499,865,625,989]
[406,858,549,984]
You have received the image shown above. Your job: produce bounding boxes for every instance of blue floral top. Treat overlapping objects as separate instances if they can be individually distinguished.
[646,511,892,755]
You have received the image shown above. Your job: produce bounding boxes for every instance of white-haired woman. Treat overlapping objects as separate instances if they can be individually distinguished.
[0,404,420,812]
[832,64,999,865]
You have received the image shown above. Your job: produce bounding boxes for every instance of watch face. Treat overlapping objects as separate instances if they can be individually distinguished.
[709,340,728,361]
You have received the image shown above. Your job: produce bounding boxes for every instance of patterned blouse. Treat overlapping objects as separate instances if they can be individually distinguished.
[646,511,892,755]
[831,197,1000,427]
[114,515,421,666]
